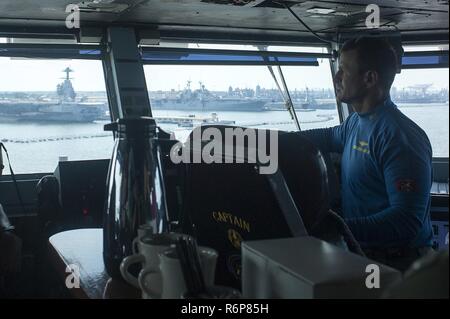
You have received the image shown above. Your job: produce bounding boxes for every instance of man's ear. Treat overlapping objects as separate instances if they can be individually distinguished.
[363,70,379,88]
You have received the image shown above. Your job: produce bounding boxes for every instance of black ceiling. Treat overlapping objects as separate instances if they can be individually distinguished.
[0,0,448,43]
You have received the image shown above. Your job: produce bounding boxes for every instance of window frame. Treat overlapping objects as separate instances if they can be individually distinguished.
[0,45,112,176]
[140,46,331,66]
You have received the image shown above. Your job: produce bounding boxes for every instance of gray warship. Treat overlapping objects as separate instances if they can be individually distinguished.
[150,81,267,112]
[264,87,336,111]
[0,68,106,123]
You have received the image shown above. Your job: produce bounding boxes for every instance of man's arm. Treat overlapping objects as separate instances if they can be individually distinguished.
[345,135,432,247]
[299,114,355,154]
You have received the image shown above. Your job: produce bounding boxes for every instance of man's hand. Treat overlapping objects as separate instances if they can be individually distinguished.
[0,231,22,274]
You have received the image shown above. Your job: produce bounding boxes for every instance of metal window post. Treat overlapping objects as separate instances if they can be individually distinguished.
[102,27,152,120]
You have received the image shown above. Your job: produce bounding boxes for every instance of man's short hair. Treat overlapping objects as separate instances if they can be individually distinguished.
[341,37,400,90]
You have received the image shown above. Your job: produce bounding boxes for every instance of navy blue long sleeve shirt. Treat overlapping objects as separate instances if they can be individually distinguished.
[301,98,433,249]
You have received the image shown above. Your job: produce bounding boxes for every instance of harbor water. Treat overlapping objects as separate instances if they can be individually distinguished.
[0,103,448,174]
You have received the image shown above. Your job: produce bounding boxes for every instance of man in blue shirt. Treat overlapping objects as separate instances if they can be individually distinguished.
[301,37,433,271]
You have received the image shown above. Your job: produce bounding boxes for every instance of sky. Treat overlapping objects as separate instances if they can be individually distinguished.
[0,43,448,92]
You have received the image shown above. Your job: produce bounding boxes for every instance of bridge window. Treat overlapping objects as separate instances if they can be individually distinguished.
[143,44,339,142]
[0,58,112,174]
[391,67,449,158]
[275,62,339,130]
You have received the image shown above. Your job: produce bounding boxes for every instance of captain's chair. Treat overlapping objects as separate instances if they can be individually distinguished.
[180,125,355,289]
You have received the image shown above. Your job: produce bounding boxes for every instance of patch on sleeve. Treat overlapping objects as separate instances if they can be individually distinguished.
[396,179,417,192]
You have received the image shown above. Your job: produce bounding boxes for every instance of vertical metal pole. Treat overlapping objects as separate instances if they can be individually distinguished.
[102,27,152,120]
[276,65,301,131]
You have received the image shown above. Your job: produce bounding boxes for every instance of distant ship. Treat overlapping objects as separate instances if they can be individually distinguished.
[392,84,449,104]
[0,68,106,123]
[264,87,336,111]
[150,81,267,112]
[155,112,236,128]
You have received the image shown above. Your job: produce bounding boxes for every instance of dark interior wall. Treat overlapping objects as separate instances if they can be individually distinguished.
[0,0,448,39]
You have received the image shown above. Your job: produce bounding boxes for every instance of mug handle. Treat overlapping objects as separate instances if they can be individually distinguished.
[138,268,162,299]
[120,254,145,288]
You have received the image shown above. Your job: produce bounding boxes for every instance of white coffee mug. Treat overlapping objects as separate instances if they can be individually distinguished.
[120,232,192,291]
[138,246,218,299]
[132,224,154,254]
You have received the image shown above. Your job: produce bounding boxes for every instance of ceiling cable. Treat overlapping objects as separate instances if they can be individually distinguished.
[274,1,338,44]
